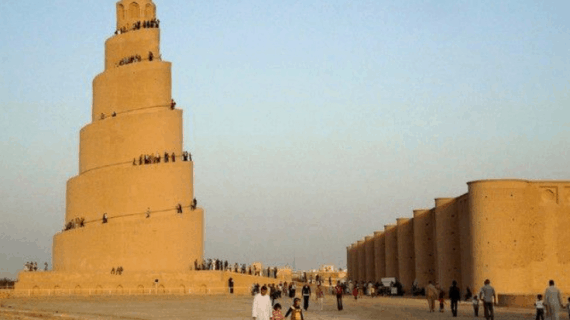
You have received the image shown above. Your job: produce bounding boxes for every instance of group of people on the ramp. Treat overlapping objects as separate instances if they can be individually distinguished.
[134,151,192,166]
[23,262,48,272]
[114,18,160,35]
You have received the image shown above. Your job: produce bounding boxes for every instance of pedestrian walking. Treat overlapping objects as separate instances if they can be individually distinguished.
[285,298,304,320]
[228,277,234,294]
[335,281,344,311]
[426,281,438,312]
[271,303,284,320]
[353,285,359,300]
[252,286,272,320]
[439,290,446,313]
[544,280,564,320]
[479,279,497,320]
[536,294,546,320]
[472,295,480,317]
[301,283,311,311]
[449,280,461,317]
[316,284,324,311]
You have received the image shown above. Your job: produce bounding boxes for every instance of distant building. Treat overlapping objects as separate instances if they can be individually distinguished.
[295,265,346,284]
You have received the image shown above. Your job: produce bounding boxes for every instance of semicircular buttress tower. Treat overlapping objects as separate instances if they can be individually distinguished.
[15,0,205,293]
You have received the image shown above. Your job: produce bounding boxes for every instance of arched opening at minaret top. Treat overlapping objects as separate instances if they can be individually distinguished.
[145,3,155,18]
[116,0,156,31]
[129,2,140,19]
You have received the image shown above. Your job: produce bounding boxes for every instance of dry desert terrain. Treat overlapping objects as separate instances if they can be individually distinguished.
[0,294,545,320]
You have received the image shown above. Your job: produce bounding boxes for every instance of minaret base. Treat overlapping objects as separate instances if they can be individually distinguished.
[13,270,291,296]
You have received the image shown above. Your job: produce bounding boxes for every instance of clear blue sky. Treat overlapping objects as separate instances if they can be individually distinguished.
[1,0,569,279]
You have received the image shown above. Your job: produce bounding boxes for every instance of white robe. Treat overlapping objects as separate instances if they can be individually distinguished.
[252,293,272,320]
[545,285,564,320]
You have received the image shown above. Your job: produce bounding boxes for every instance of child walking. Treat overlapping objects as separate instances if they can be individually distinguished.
[353,285,359,300]
[285,298,304,320]
[439,290,446,312]
[316,284,324,310]
[271,303,284,320]
[534,294,545,320]
[472,295,479,317]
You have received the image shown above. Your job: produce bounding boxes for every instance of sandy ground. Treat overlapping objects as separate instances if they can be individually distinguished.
[0,294,549,320]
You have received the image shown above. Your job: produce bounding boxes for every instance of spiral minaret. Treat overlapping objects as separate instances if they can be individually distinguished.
[14,1,294,296]
[49,0,204,274]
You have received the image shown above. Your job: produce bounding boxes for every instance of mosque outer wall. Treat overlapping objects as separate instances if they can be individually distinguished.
[357,240,366,282]
[347,179,570,302]
[383,225,399,278]
[413,209,435,288]
[351,243,359,283]
[434,198,462,289]
[396,218,415,293]
[373,231,385,282]
[467,180,570,295]
[346,246,351,281]
[347,244,357,282]
[364,236,375,282]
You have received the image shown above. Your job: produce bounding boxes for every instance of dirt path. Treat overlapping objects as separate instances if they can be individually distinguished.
[0,295,541,319]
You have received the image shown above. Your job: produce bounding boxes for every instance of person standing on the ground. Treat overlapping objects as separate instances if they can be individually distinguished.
[290,283,296,299]
[439,288,446,313]
[472,295,480,317]
[271,303,284,320]
[536,294,546,320]
[426,281,438,312]
[316,284,324,311]
[353,285,359,300]
[285,298,304,320]
[228,277,234,294]
[301,283,311,311]
[253,286,272,320]
[479,279,497,320]
[449,280,461,317]
[545,280,564,320]
[335,281,344,311]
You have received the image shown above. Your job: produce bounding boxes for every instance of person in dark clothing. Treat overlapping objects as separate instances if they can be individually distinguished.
[228,277,234,294]
[301,283,311,311]
[449,280,461,317]
[335,281,344,311]
[465,286,472,301]
[439,288,446,312]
